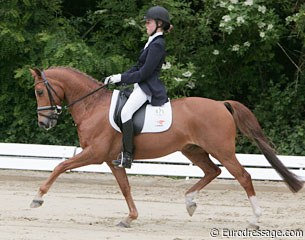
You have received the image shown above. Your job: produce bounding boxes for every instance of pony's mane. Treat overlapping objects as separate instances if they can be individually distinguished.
[48,66,101,85]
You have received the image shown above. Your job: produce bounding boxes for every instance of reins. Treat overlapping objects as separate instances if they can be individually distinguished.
[65,83,108,109]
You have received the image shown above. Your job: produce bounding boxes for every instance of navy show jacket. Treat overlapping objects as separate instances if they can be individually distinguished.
[120,35,169,106]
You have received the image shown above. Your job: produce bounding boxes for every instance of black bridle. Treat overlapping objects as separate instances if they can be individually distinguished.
[36,72,63,119]
[35,71,108,118]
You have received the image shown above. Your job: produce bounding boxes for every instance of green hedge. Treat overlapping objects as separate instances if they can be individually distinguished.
[1,0,304,155]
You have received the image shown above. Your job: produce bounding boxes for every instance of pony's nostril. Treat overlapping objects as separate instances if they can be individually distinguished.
[38,121,46,128]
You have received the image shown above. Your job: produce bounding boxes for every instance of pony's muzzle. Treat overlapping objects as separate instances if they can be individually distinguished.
[37,112,58,130]
[38,118,57,130]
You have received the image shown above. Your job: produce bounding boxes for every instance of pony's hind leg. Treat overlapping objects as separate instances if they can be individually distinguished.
[181,144,221,216]
[216,154,262,228]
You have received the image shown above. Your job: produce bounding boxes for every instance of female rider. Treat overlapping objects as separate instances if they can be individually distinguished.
[104,6,172,168]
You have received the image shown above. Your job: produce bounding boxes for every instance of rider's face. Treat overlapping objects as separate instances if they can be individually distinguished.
[145,19,158,35]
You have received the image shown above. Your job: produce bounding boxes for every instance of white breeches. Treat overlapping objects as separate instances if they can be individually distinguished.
[121,84,150,123]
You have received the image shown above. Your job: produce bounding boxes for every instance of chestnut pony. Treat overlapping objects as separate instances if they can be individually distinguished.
[30,67,303,228]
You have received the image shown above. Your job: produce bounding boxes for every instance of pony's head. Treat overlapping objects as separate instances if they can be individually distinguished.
[30,68,64,130]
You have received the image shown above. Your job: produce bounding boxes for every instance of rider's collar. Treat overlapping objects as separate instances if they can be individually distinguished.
[144,32,163,49]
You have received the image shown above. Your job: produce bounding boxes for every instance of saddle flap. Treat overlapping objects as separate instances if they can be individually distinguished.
[109,90,172,134]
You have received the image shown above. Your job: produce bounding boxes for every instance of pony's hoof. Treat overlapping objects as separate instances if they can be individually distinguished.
[116,221,131,228]
[186,202,197,216]
[30,199,44,208]
[248,219,260,229]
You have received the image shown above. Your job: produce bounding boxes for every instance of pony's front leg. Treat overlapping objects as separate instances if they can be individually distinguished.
[107,162,138,228]
[30,147,95,208]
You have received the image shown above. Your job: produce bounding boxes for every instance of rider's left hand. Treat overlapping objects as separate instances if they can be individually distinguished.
[104,74,121,85]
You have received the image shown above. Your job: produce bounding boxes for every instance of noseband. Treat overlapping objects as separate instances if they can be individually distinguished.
[35,72,63,118]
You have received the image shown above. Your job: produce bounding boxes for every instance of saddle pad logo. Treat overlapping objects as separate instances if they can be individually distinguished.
[156,119,165,127]
[155,107,165,116]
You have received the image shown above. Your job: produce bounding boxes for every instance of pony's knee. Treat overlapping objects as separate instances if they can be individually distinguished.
[55,162,69,172]
[53,161,73,175]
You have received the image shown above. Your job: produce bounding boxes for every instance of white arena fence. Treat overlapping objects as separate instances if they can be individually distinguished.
[0,143,305,181]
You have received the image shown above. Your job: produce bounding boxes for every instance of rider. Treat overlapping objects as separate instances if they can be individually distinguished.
[104,6,172,168]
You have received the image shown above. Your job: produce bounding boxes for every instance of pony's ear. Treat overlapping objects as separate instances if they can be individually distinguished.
[29,68,42,78]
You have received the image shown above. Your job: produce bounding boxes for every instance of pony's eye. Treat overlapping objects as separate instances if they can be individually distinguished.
[36,89,44,96]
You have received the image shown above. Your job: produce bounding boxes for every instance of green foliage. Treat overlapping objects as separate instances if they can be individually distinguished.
[189,0,285,101]
[253,81,305,155]
[1,0,305,155]
[161,56,197,98]
[0,0,79,145]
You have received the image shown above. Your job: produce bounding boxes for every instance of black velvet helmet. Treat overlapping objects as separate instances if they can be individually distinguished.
[144,6,171,28]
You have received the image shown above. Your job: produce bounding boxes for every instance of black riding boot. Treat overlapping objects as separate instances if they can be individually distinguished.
[112,119,134,168]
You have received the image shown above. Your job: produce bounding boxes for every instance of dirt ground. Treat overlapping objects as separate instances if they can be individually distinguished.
[0,169,304,240]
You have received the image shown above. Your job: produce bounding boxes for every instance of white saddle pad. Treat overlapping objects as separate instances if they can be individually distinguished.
[109,90,172,133]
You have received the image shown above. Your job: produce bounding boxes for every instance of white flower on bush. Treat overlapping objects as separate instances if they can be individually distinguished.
[259,32,266,38]
[182,71,192,78]
[228,5,235,11]
[162,62,171,70]
[213,49,220,55]
[286,15,298,23]
[285,16,292,23]
[222,15,231,22]
[174,77,183,82]
[244,0,253,6]
[225,26,233,34]
[258,5,267,14]
[219,1,227,8]
[94,9,107,15]
[186,82,195,89]
[243,41,251,47]
[267,24,273,30]
[128,19,136,26]
[237,16,245,25]
[258,22,266,29]
[286,13,300,23]
[230,0,238,4]
[232,44,240,51]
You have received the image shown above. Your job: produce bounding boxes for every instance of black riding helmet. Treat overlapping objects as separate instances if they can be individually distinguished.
[144,6,171,34]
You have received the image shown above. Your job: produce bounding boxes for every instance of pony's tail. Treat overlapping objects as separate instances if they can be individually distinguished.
[224,100,304,193]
